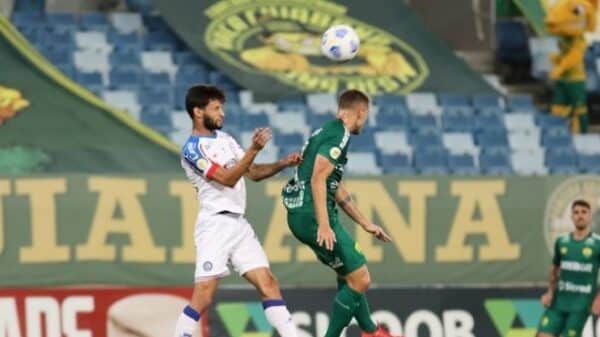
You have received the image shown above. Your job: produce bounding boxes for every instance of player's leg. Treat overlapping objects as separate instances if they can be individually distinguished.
[174,214,234,337]
[336,277,377,334]
[232,217,297,337]
[174,278,219,337]
[536,307,565,337]
[562,311,588,337]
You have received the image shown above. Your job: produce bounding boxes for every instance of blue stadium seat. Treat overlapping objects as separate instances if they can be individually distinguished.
[410,115,437,133]
[241,113,269,130]
[144,31,178,51]
[144,15,169,32]
[276,133,304,148]
[55,63,75,78]
[209,71,238,90]
[141,107,173,135]
[109,52,142,72]
[448,154,478,175]
[476,130,509,149]
[351,131,376,152]
[11,11,43,27]
[542,128,572,148]
[536,114,568,129]
[546,148,579,174]
[176,66,208,86]
[44,48,72,65]
[472,94,503,109]
[474,113,505,132]
[579,154,600,173]
[108,33,144,54]
[109,69,142,92]
[438,93,470,108]
[414,148,449,175]
[480,151,513,175]
[308,113,334,130]
[139,86,175,109]
[380,153,415,174]
[143,72,171,87]
[506,94,536,112]
[39,30,74,49]
[374,94,406,107]
[442,110,475,132]
[75,71,104,94]
[46,12,78,33]
[410,131,444,150]
[80,12,109,31]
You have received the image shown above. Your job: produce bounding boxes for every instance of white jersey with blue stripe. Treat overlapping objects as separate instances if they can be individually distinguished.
[181,130,246,215]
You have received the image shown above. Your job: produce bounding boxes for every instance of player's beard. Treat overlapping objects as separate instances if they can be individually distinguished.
[204,115,222,131]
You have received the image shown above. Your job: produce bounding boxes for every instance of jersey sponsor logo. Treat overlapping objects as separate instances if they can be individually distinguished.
[560,260,593,273]
[204,0,429,95]
[543,176,600,254]
[329,147,342,159]
[558,280,593,294]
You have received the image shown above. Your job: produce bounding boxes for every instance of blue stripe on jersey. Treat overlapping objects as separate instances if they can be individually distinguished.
[182,136,206,174]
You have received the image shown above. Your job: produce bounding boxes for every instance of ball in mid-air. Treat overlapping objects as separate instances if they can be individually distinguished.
[320,24,360,61]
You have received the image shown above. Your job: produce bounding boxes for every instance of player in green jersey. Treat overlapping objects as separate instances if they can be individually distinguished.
[282,89,397,337]
[537,199,600,337]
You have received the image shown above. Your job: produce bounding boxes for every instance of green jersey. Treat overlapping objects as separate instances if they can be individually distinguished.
[551,232,600,312]
[282,119,350,213]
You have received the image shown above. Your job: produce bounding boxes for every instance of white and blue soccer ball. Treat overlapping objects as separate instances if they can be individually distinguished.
[321,24,360,61]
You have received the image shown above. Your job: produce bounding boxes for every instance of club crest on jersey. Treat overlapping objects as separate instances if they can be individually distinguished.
[561,247,568,255]
[203,261,213,271]
[330,147,342,159]
[582,247,593,258]
[197,158,210,171]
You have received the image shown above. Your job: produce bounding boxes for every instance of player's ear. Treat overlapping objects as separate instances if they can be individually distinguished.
[193,106,203,119]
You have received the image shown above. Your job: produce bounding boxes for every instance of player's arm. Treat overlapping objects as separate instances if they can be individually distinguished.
[541,239,561,306]
[335,183,391,242]
[246,152,302,182]
[312,154,336,251]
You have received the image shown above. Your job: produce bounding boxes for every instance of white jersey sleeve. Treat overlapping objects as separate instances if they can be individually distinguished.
[182,136,219,179]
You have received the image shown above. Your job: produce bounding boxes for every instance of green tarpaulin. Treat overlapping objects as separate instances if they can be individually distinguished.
[153,0,495,100]
[0,16,179,173]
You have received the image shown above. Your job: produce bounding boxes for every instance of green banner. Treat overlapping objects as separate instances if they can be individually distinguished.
[0,16,179,174]
[153,0,495,99]
[2,174,599,287]
[514,0,548,36]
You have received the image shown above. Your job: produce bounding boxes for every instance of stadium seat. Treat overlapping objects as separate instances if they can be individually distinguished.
[407,92,441,116]
[438,93,470,108]
[169,128,189,146]
[508,131,541,151]
[75,31,112,53]
[442,110,474,133]
[578,154,600,173]
[529,37,558,79]
[472,94,503,109]
[542,129,572,148]
[442,133,479,157]
[275,132,304,148]
[75,71,104,94]
[574,134,600,154]
[346,152,382,175]
[110,12,144,35]
[511,149,548,175]
[376,106,409,130]
[174,51,206,66]
[109,52,142,72]
[448,154,478,175]
[410,114,438,133]
[476,130,509,149]
[109,69,142,92]
[480,151,513,175]
[144,30,178,51]
[474,112,505,132]
[506,94,536,112]
[535,114,568,129]
[307,93,337,114]
[141,107,173,134]
[102,90,141,120]
[504,113,537,133]
[241,113,269,130]
[80,12,110,32]
[414,148,449,175]
[374,94,406,108]
[375,131,412,156]
[74,50,110,84]
[269,113,308,135]
[141,51,178,80]
[351,131,377,152]
[411,131,444,151]
[546,148,579,174]
[380,153,414,174]
[46,12,78,33]
[170,111,190,131]
[108,32,144,54]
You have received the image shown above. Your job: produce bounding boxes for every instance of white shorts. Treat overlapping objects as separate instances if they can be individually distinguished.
[194,212,269,281]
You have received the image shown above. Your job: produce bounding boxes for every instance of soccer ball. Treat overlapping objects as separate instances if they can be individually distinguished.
[320,25,360,61]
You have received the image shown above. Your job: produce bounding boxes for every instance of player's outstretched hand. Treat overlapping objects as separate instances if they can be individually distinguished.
[251,127,272,151]
[317,225,336,251]
[541,291,553,307]
[363,223,392,242]
[283,152,302,167]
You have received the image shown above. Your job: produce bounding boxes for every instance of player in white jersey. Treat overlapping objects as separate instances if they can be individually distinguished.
[173,85,301,337]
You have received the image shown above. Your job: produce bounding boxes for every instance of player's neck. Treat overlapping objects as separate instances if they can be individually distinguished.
[192,125,216,137]
[573,228,591,240]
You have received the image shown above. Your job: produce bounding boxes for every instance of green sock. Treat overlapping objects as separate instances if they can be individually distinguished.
[336,279,377,333]
[325,284,361,337]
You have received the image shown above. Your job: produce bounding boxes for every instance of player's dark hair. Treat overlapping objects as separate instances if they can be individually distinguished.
[185,84,225,119]
[338,89,370,110]
[572,199,591,210]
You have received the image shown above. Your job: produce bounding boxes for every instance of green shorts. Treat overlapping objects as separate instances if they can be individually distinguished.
[537,307,589,337]
[287,211,366,276]
[553,80,586,108]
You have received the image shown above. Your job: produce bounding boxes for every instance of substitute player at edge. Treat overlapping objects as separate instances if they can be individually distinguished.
[537,200,600,337]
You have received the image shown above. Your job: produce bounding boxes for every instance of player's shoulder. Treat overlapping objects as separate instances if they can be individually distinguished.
[181,135,199,153]
[589,233,600,245]
[322,119,350,144]
[556,233,571,245]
